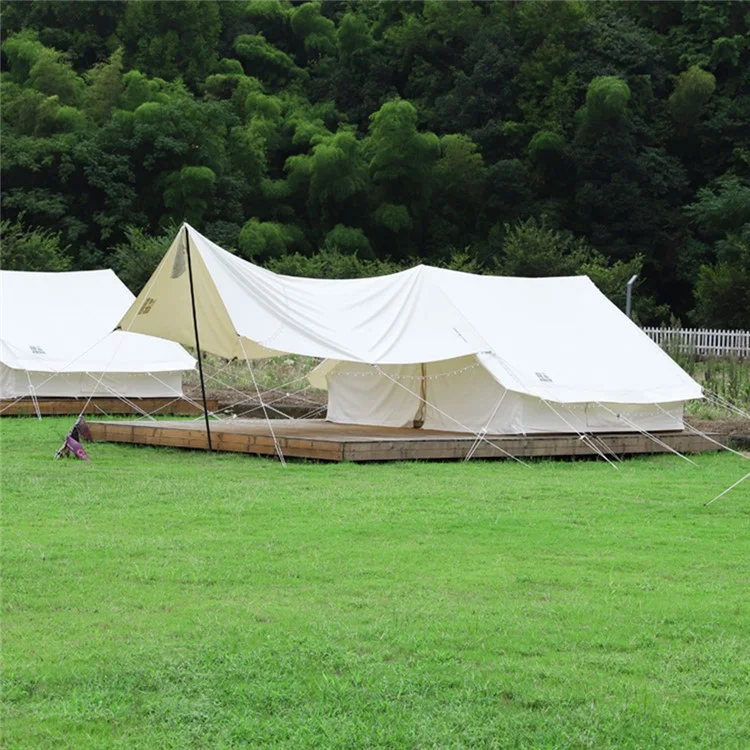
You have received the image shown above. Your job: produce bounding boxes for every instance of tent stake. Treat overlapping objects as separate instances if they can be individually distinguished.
[184,225,213,451]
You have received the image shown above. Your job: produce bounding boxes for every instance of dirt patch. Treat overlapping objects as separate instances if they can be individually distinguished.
[686,417,750,437]
[686,417,750,451]
[184,385,327,418]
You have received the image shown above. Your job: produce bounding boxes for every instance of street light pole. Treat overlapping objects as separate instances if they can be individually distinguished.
[626,274,638,319]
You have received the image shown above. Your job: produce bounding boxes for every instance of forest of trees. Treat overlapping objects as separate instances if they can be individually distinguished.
[1,0,748,326]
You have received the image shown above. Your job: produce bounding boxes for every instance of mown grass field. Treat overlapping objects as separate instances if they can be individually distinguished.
[2,418,749,748]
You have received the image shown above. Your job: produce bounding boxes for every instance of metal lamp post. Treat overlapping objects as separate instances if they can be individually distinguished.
[625,274,638,319]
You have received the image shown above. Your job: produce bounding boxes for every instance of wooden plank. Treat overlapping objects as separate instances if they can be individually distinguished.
[0,397,218,417]
[88,420,345,460]
[87,419,727,463]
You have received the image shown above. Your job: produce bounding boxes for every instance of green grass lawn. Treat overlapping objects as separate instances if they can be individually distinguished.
[2,418,749,748]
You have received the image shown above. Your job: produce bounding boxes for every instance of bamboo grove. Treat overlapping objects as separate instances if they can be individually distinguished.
[1,1,748,326]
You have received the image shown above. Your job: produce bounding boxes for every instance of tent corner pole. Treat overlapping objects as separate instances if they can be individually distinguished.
[184,225,213,451]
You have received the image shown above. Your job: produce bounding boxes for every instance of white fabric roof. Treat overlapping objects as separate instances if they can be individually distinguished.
[0,269,195,374]
[119,224,701,404]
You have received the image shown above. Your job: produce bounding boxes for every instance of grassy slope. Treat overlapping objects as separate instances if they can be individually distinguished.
[2,418,749,749]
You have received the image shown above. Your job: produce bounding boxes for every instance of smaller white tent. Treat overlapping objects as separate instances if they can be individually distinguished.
[0,269,195,399]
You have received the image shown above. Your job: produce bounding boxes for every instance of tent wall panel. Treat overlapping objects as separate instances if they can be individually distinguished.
[326,362,421,428]
[0,363,17,400]
[326,355,687,435]
[0,364,184,399]
[421,355,521,433]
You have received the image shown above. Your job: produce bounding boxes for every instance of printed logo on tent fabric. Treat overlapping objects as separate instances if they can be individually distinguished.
[138,297,156,315]
[535,372,553,383]
[29,345,46,354]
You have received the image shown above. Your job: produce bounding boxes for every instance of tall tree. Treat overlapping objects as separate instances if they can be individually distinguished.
[117,0,221,87]
[367,98,440,257]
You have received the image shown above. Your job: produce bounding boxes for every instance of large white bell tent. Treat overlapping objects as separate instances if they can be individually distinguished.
[0,269,195,400]
[118,224,702,435]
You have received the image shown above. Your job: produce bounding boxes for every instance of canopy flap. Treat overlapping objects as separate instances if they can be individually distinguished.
[118,227,241,359]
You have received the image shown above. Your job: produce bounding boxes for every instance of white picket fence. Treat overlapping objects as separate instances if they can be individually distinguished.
[643,327,750,358]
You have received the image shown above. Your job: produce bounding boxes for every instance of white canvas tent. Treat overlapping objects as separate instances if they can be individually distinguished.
[0,269,195,399]
[118,224,702,435]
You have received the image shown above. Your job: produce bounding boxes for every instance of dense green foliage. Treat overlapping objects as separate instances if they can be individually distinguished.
[3,419,750,747]
[2,1,749,325]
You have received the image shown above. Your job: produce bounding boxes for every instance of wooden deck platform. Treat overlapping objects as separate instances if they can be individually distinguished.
[0,397,219,417]
[87,418,726,462]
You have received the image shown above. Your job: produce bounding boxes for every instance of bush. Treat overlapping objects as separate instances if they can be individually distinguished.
[266,247,401,279]
[322,224,373,259]
[0,218,70,271]
[237,218,304,260]
[498,217,596,277]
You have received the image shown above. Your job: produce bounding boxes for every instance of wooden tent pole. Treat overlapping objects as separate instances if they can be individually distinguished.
[184,225,213,451]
